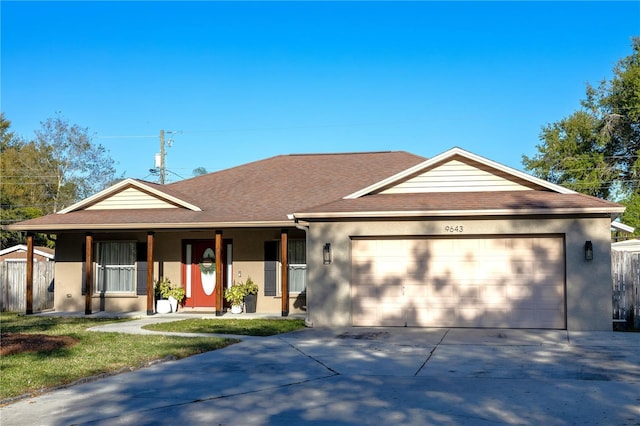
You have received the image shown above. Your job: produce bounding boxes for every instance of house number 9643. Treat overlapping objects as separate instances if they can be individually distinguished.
[444,225,464,233]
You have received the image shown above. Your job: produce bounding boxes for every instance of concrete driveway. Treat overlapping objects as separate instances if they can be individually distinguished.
[1,319,639,425]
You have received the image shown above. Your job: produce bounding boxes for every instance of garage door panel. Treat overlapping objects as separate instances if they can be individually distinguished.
[352,285,379,298]
[406,262,429,281]
[472,308,509,327]
[352,262,375,280]
[458,306,482,323]
[481,285,509,306]
[535,267,564,281]
[375,260,407,276]
[404,274,427,287]
[429,281,457,299]
[534,284,565,300]
[458,284,480,301]
[507,285,536,300]
[404,284,429,298]
[352,236,566,329]
[407,307,458,327]
[511,260,534,275]
[426,297,460,310]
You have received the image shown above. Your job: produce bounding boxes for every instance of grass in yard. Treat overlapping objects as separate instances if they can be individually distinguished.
[143,318,306,336]
[0,313,239,401]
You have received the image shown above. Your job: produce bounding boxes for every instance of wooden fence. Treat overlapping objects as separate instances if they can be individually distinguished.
[0,262,55,312]
[612,250,640,329]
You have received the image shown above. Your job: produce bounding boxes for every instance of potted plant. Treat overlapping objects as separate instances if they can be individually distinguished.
[155,278,185,313]
[243,277,258,313]
[167,286,186,313]
[224,283,246,314]
[154,278,172,314]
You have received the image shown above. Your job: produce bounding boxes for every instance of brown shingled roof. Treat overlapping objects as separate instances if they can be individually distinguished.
[166,151,427,221]
[6,150,626,232]
[8,151,426,231]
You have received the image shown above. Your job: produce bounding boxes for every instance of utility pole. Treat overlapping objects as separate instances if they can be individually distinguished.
[159,129,166,184]
[153,129,177,184]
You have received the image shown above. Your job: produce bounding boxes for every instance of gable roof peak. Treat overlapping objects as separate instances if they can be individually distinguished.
[344,147,577,199]
[57,178,202,214]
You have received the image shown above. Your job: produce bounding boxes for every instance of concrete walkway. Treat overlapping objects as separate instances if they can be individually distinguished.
[1,315,639,425]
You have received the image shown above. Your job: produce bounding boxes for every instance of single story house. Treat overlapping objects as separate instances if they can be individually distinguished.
[6,147,624,330]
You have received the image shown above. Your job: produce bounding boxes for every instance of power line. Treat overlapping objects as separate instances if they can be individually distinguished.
[95,135,156,139]
[0,182,60,185]
[0,175,60,178]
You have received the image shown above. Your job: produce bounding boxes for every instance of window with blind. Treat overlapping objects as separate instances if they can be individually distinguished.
[96,241,136,293]
[288,239,306,293]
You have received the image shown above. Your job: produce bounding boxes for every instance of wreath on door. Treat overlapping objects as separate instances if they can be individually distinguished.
[199,248,216,275]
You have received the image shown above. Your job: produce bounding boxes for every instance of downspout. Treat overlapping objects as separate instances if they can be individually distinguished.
[289,214,313,327]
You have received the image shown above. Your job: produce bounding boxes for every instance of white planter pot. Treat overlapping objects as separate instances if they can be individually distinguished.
[168,296,178,313]
[230,304,243,314]
[156,299,171,314]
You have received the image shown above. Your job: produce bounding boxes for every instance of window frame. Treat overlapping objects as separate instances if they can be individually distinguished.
[94,240,137,295]
[278,239,307,295]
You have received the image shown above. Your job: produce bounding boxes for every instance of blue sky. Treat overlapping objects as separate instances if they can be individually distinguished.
[2,1,639,183]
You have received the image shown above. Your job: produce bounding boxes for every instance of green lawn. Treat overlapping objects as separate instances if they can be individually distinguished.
[0,313,240,401]
[143,318,306,336]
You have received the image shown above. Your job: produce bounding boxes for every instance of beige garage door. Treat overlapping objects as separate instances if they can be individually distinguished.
[351,236,566,329]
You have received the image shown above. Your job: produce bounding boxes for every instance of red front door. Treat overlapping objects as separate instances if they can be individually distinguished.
[183,240,218,308]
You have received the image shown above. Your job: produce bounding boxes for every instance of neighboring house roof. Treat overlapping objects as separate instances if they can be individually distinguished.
[4,148,625,232]
[0,245,55,260]
[612,239,640,252]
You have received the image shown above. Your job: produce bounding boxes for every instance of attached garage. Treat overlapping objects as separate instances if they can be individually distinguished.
[351,236,565,329]
[295,149,623,331]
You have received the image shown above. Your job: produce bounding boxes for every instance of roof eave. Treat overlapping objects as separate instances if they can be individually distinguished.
[5,220,296,232]
[293,206,626,220]
[611,221,635,233]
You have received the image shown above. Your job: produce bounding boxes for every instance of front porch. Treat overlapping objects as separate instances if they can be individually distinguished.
[30,227,307,317]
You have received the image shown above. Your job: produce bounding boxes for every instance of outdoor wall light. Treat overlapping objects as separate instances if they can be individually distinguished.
[584,240,593,261]
[323,243,332,264]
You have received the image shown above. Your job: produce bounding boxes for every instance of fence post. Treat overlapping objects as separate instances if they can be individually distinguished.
[26,233,34,314]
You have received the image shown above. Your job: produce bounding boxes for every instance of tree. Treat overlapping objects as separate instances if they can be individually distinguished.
[0,114,51,247]
[33,115,117,212]
[0,112,15,151]
[523,38,640,234]
[0,114,118,247]
[192,166,208,176]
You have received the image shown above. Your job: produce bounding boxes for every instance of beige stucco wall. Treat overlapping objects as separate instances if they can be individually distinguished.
[53,228,306,315]
[305,215,613,331]
[54,232,150,313]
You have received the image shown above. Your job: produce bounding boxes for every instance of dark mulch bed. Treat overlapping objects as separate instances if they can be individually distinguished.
[0,333,79,356]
